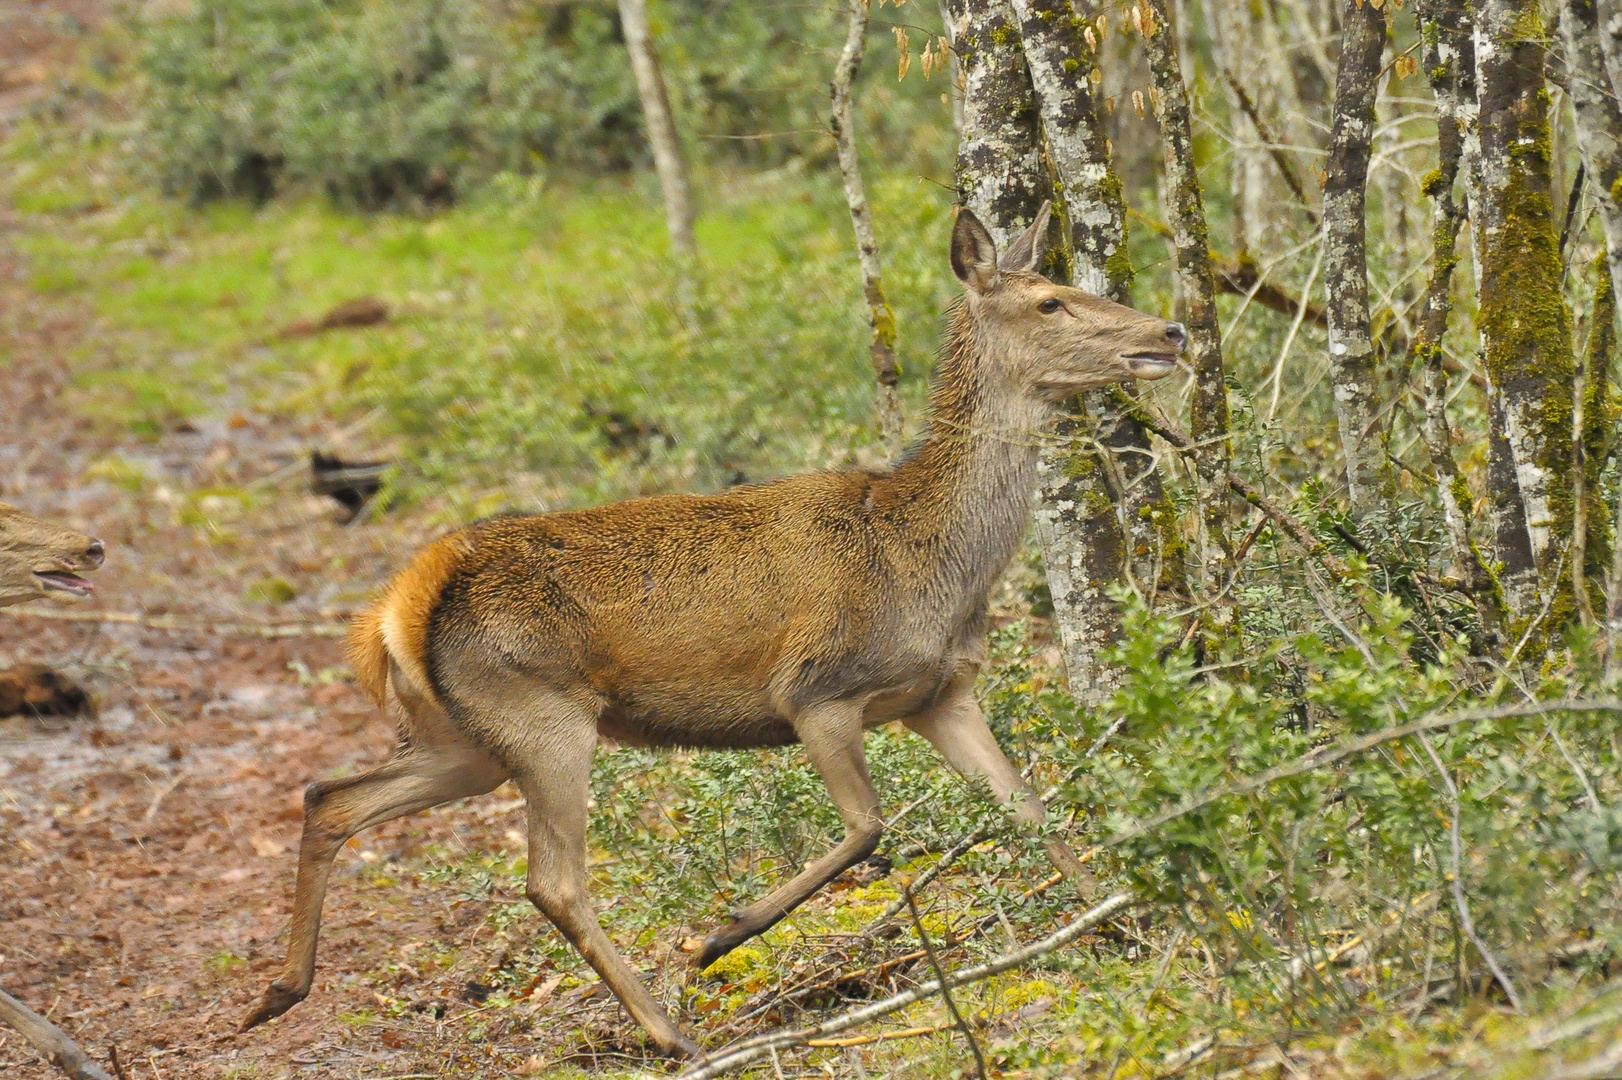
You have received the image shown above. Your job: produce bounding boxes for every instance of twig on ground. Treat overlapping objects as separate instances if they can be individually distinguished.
[678,893,1136,1079]
[0,987,113,1080]
[902,884,988,1080]
[809,1022,957,1048]
[0,607,349,638]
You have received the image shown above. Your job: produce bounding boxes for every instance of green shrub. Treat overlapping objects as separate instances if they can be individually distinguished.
[131,0,954,207]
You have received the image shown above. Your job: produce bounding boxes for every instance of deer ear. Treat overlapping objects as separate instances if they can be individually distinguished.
[951,208,1000,294]
[1001,201,1051,275]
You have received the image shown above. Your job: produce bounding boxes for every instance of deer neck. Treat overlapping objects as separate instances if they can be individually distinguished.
[887,305,1052,613]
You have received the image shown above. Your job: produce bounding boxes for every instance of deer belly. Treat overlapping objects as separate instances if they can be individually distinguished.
[594,683,798,750]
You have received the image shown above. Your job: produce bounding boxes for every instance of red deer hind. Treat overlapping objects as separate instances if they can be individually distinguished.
[243,203,1184,1058]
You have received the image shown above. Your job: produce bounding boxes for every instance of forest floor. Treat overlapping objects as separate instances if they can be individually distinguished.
[0,5,672,1079]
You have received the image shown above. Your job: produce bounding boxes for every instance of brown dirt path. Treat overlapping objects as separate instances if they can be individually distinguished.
[0,6,648,1078]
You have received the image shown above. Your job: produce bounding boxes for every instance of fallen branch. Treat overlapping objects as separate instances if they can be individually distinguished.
[0,607,349,639]
[679,892,1137,1079]
[805,1020,956,1048]
[0,986,112,1080]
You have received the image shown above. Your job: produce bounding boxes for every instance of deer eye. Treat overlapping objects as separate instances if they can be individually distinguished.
[1038,298,1062,314]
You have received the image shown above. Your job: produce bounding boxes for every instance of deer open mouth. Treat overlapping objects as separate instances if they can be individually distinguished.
[1123,353,1180,378]
[35,571,94,597]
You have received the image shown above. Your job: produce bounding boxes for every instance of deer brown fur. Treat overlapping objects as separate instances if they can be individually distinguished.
[242,205,1184,1058]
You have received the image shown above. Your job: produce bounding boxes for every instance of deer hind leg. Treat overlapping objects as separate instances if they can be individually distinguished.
[241,726,505,1030]
[902,675,1095,891]
[500,704,700,1059]
[697,699,883,970]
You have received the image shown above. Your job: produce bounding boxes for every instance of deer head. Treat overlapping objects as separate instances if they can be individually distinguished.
[951,202,1185,400]
[0,502,105,608]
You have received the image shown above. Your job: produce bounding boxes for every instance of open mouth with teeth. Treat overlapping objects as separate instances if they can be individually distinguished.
[35,571,95,597]
[1123,352,1181,378]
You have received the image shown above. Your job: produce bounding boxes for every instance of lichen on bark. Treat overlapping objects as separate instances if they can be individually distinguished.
[1009,0,1181,703]
[1138,0,1231,603]
[1473,0,1577,636]
[1322,0,1391,520]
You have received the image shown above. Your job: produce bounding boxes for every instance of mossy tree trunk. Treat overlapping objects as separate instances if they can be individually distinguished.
[1474,0,1578,632]
[830,0,904,458]
[618,0,695,260]
[1137,0,1231,603]
[1322,0,1391,521]
[1416,0,1502,638]
[1575,256,1618,618]
[1011,0,1180,705]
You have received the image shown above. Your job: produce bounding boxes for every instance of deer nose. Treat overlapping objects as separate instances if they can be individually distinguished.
[85,539,105,567]
[1164,322,1187,349]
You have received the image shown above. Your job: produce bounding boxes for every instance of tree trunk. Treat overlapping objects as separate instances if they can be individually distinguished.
[1322,0,1389,520]
[1012,0,1180,704]
[948,0,1048,249]
[1415,0,1502,636]
[831,0,904,458]
[1137,0,1231,599]
[1576,255,1618,619]
[618,0,696,260]
[1475,0,1578,631]
[1560,0,1622,305]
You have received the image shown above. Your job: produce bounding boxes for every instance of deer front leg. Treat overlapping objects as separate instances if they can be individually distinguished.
[903,675,1095,892]
[697,699,882,970]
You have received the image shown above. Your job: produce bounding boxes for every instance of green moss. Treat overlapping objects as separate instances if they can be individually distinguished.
[1105,241,1135,292]
[1062,58,1081,73]
[990,25,1014,47]
[1420,168,1446,197]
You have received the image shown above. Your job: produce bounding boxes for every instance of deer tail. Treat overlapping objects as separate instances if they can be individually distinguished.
[347,534,468,709]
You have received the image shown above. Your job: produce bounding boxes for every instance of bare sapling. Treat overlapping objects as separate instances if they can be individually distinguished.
[0,502,108,1080]
[241,205,1184,1059]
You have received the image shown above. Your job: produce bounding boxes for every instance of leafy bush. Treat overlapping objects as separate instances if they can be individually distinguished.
[137,0,615,205]
[132,0,954,207]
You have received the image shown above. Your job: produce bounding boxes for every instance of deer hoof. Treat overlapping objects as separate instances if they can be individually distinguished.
[664,1031,704,1061]
[239,982,307,1031]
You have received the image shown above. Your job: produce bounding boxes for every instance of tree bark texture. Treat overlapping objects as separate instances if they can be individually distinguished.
[1475,0,1578,628]
[1599,0,1622,106]
[1011,0,1180,704]
[948,0,1049,247]
[1415,0,1473,580]
[1322,0,1390,519]
[1416,0,1501,632]
[1576,256,1618,617]
[1009,0,1126,296]
[1138,0,1231,597]
[1559,0,1622,313]
[831,0,904,458]
[618,0,696,259]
